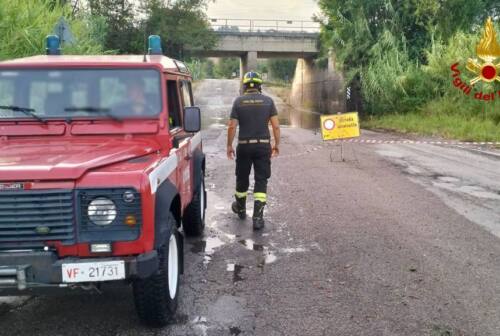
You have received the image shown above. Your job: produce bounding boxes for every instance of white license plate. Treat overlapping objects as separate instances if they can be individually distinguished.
[62,261,125,283]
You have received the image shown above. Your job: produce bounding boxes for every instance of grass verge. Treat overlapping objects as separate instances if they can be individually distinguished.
[363,112,500,142]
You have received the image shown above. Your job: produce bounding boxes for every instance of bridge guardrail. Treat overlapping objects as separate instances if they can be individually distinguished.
[209,18,321,34]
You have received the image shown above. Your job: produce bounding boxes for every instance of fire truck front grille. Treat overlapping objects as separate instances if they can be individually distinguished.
[0,190,75,250]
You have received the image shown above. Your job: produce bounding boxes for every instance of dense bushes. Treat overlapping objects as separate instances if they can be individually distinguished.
[362,28,499,119]
[0,0,104,60]
[0,0,216,61]
[318,0,500,132]
[361,29,500,140]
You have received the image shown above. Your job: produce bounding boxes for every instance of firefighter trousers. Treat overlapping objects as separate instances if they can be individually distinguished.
[235,143,271,202]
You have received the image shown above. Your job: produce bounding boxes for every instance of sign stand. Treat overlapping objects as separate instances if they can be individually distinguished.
[328,142,344,162]
[321,112,361,163]
[340,141,344,161]
[328,141,360,164]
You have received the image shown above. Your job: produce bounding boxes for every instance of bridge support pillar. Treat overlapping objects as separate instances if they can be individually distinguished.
[289,55,345,126]
[240,51,258,78]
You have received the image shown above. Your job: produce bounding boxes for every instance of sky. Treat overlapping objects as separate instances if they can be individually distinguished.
[206,0,320,21]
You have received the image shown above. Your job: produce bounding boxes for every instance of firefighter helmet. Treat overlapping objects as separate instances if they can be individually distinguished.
[243,71,263,85]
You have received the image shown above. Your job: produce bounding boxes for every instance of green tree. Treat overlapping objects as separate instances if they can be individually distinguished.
[185,58,216,80]
[202,59,215,78]
[256,60,268,75]
[214,57,239,78]
[0,0,104,60]
[268,59,296,82]
[318,0,499,72]
[87,0,141,54]
[140,0,217,59]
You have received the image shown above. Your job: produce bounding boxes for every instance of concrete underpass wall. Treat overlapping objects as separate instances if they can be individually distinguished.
[289,57,345,128]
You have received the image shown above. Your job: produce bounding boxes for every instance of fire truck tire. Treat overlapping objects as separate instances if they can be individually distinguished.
[133,216,180,327]
[183,173,206,237]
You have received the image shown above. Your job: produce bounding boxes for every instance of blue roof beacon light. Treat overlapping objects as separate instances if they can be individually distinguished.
[148,35,163,55]
[46,35,61,55]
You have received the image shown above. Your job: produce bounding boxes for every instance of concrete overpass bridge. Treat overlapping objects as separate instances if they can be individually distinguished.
[187,19,345,115]
[187,18,320,75]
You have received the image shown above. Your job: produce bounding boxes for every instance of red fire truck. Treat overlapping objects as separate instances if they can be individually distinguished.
[0,35,206,326]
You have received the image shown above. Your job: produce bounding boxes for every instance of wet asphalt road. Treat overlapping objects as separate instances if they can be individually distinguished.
[1,79,500,336]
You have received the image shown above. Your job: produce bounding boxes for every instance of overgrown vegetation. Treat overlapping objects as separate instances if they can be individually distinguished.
[267,59,296,83]
[0,0,104,60]
[0,0,216,61]
[318,0,500,141]
[214,58,240,78]
[85,0,216,58]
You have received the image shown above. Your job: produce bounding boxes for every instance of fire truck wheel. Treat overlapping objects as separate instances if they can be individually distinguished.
[133,218,180,327]
[183,173,206,237]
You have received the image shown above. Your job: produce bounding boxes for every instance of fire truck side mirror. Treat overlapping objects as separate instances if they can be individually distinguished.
[183,106,201,133]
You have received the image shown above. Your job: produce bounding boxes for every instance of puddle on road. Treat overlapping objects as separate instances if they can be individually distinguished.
[376,150,405,158]
[431,177,500,200]
[192,316,208,324]
[0,296,31,316]
[279,247,308,253]
[222,239,281,280]
[377,148,500,237]
[176,313,244,335]
[262,252,278,265]
[437,176,460,183]
[257,252,278,269]
[238,239,264,251]
[226,250,278,281]
[190,236,225,254]
[190,168,313,279]
[191,316,209,336]
[189,225,239,267]
[226,263,246,282]
[238,239,279,265]
[229,326,242,335]
[190,236,227,266]
[457,185,500,200]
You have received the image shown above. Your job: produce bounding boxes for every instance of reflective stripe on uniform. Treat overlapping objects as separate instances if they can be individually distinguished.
[235,191,248,198]
[254,192,267,202]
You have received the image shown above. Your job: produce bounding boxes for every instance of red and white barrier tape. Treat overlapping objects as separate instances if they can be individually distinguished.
[327,139,500,146]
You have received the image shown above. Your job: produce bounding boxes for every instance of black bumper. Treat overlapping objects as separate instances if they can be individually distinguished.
[0,251,158,294]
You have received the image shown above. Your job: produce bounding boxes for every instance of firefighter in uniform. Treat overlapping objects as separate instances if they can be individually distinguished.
[227,71,281,230]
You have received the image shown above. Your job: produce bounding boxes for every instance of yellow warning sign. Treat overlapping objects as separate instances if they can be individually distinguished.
[321,112,360,141]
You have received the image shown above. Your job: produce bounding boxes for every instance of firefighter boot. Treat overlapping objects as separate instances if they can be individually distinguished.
[232,196,247,219]
[252,201,266,230]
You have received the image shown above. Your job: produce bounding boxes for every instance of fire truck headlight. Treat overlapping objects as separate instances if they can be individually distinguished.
[88,197,117,226]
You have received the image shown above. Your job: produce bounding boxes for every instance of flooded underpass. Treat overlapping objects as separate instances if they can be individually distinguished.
[198,78,321,131]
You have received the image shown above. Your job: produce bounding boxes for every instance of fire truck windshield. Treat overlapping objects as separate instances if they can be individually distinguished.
[0,68,163,120]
